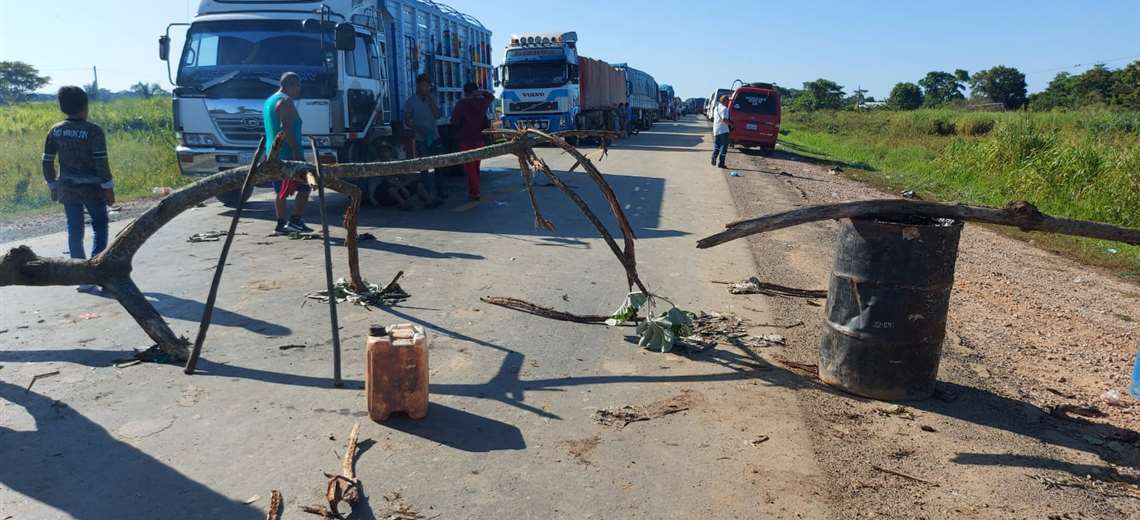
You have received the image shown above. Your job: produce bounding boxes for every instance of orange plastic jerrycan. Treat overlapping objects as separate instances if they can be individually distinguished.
[366,324,429,422]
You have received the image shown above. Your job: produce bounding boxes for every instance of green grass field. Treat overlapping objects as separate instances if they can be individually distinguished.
[778,109,1140,277]
[0,97,182,216]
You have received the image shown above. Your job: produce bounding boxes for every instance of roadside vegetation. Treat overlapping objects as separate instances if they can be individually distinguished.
[772,60,1140,276]
[778,109,1140,275]
[0,97,181,216]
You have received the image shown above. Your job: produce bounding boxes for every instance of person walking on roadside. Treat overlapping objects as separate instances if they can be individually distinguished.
[402,74,443,204]
[711,95,732,168]
[264,72,313,234]
[451,82,495,201]
[42,86,114,293]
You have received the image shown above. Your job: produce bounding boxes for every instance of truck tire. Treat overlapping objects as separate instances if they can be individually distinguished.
[217,189,250,208]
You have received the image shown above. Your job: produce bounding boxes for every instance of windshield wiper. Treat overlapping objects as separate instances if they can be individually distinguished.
[199,70,240,91]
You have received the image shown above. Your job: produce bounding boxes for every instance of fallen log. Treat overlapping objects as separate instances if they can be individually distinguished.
[698,200,1140,249]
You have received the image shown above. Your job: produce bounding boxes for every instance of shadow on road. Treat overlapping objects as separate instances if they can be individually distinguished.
[144,292,291,336]
[328,236,485,260]
[0,379,263,520]
[772,141,877,172]
[382,402,526,452]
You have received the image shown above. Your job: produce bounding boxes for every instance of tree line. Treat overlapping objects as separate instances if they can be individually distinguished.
[0,61,167,104]
[780,61,1139,112]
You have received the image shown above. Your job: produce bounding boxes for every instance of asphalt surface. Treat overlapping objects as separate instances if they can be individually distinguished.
[0,117,828,519]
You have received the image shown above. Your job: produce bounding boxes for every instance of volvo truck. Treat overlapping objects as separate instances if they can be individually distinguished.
[497,32,628,134]
[159,0,493,206]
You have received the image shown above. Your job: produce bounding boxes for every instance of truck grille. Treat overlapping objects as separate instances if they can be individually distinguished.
[214,114,265,143]
[509,101,557,112]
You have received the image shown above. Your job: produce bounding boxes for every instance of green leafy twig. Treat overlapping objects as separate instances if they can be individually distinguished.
[607,292,694,353]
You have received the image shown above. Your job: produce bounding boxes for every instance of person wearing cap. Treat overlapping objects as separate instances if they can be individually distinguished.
[711,95,732,168]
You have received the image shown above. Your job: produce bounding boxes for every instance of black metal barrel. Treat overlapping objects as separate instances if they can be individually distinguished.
[820,217,964,401]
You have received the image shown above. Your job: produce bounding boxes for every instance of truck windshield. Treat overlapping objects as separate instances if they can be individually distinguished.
[503,62,567,89]
[732,92,779,115]
[177,20,336,98]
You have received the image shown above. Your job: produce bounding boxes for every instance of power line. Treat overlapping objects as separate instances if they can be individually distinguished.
[1023,53,1140,76]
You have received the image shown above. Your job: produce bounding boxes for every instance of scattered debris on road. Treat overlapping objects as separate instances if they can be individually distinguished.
[380,492,425,520]
[722,276,828,299]
[26,370,60,391]
[749,435,770,446]
[302,423,363,519]
[278,344,307,351]
[307,272,410,308]
[593,390,698,429]
[481,296,610,324]
[188,230,247,243]
[559,435,601,465]
[871,464,939,487]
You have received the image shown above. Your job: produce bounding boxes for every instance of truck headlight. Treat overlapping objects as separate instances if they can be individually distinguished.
[310,135,332,147]
[180,133,217,146]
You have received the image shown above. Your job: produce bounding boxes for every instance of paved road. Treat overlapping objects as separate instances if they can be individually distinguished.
[0,117,828,519]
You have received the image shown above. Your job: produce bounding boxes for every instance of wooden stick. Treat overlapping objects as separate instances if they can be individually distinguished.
[311,138,343,388]
[266,490,283,520]
[871,464,940,487]
[185,137,269,375]
[698,200,1140,249]
[481,296,611,324]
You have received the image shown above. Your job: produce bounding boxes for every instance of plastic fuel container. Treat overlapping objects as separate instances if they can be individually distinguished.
[366,324,429,422]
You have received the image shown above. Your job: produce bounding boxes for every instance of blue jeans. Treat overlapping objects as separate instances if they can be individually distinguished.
[712,133,729,165]
[64,199,108,259]
[415,139,443,197]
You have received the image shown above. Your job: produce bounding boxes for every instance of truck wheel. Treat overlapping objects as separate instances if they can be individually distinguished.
[216,189,250,208]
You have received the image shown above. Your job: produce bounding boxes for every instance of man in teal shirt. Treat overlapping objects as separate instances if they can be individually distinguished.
[264,72,312,234]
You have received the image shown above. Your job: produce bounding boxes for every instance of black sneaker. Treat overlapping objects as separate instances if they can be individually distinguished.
[274,220,290,235]
[287,217,314,233]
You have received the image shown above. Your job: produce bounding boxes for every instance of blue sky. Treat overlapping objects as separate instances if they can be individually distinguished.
[2,0,1137,100]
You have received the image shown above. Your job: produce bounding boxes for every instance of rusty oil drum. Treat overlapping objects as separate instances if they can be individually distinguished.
[819,217,964,401]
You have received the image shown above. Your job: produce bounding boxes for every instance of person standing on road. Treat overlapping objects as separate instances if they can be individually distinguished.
[403,74,443,203]
[711,95,732,168]
[450,82,495,201]
[42,86,114,293]
[264,72,313,234]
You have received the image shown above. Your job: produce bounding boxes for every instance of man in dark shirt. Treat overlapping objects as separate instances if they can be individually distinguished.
[450,82,495,201]
[42,86,114,291]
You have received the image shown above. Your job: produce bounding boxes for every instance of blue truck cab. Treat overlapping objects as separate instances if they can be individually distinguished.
[497,32,580,133]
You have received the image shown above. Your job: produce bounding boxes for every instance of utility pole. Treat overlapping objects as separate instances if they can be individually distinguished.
[91,66,99,102]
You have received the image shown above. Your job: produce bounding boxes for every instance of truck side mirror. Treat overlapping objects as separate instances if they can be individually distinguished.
[492,66,501,88]
[569,64,579,85]
[159,35,170,61]
[335,23,356,51]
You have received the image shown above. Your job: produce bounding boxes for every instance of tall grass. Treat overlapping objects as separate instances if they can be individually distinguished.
[780,109,1140,275]
[0,97,182,216]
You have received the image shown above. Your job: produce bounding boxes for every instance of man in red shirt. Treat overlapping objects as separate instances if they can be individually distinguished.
[450,82,495,200]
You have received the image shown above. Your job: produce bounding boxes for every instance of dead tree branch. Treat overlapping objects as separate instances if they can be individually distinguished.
[481,296,612,324]
[698,200,1140,249]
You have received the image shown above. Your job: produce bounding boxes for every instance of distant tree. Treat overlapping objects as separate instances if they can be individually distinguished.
[887,82,924,110]
[130,82,168,98]
[1113,61,1140,110]
[954,69,970,83]
[1028,72,1076,111]
[792,79,845,111]
[0,61,50,104]
[777,85,802,107]
[1072,64,1117,106]
[969,66,1027,110]
[918,71,965,106]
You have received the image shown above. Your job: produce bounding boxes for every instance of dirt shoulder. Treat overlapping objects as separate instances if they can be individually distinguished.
[719,145,1140,518]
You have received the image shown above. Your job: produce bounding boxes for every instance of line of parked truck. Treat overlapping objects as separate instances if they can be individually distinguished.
[158,0,677,206]
[704,81,782,154]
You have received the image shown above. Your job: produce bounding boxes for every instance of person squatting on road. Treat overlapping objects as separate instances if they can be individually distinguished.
[450,82,495,201]
[402,74,443,205]
[264,72,314,235]
[711,95,732,168]
[42,86,114,293]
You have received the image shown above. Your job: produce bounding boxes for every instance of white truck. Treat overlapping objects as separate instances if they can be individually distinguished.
[159,0,493,206]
